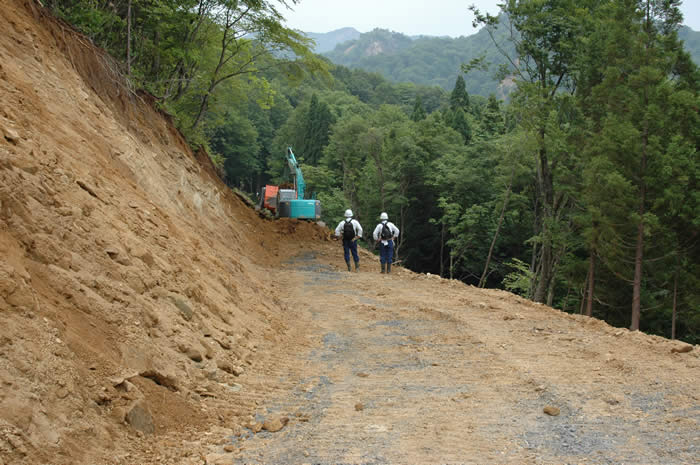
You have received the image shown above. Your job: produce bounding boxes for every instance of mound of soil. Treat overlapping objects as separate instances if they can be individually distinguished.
[0,1,328,463]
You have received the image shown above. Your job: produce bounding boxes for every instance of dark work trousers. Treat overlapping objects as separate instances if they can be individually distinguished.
[378,240,394,264]
[343,238,359,263]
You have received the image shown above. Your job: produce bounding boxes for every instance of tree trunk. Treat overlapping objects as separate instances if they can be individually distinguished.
[440,221,445,278]
[150,29,161,78]
[585,252,595,317]
[631,105,648,331]
[126,0,132,77]
[528,188,540,299]
[534,144,555,303]
[671,265,678,340]
[579,270,589,315]
[479,175,512,288]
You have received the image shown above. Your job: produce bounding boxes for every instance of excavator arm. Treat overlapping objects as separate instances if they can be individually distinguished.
[286,147,305,199]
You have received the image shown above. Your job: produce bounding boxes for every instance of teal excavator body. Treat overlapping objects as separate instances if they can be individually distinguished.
[260,147,320,220]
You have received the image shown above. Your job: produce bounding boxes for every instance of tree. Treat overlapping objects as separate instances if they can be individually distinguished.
[188,0,321,131]
[449,75,470,111]
[210,110,260,191]
[482,94,504,135]
[411,96,427,121]
[301,94,335,165]
[578,0,698,331]
[472,0,587,303]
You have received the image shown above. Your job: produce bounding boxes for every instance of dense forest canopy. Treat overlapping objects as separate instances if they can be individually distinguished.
[47,0,698,344]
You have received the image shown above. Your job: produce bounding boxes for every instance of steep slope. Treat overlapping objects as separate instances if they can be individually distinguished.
[0,1,326,463]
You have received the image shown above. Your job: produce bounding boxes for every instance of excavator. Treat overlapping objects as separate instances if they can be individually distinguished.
[258,147,321,220]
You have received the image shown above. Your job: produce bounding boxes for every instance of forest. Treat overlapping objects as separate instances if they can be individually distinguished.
[45,0,698,343]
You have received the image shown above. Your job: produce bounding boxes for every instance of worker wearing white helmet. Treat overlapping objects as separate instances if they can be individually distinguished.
[334,209,363,272]
[372,212,400,274]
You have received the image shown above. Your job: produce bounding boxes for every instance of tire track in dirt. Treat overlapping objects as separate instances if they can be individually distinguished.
[224,252,698,465]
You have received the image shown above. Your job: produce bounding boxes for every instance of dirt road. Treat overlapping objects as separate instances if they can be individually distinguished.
[203,250,699,465]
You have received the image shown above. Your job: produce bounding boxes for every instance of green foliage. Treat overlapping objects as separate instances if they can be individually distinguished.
[450,75,470,111]
[410,96,426,122]
[210,110,260,191]
[503,258,535,296]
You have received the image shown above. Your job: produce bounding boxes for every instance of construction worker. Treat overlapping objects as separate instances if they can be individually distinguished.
[334,209,363,272]
[373,212,400,273]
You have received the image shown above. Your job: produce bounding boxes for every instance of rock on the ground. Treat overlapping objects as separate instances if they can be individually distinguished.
[3,126,20,144]
[125,401,155,434]
[543,405,560,416]
[262,416,289,432]
[671,344,693,354]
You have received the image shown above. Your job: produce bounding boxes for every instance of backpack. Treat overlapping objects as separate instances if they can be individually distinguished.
[380,222,392,240]
[343,220,355,240]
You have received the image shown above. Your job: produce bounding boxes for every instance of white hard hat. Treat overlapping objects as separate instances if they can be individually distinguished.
[380,212,388,220]
[344,209,353,218]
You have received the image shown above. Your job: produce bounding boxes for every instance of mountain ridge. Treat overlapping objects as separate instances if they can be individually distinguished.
[306,24,700,97]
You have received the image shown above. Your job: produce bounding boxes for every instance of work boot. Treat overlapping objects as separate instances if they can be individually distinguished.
[354,260,359,272]
[387,262,392,274]
[346,261,352,272]
[381,263,386,274]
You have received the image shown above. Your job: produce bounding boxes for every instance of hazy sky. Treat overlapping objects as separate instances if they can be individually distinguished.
[283,0,700,37]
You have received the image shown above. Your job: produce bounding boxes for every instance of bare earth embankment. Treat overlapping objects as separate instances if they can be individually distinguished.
[0,1,697,464]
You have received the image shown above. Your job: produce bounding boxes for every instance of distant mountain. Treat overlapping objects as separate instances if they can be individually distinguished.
[679,26,700,65]
[323,26,513,97]
[304,27,361,54]
[319,23,700,98]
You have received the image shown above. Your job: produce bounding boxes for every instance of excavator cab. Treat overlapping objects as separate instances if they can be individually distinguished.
[258,147,321,220]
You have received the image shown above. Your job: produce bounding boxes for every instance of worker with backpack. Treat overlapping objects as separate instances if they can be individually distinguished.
[334,209,363,272]
[372,212,400,274]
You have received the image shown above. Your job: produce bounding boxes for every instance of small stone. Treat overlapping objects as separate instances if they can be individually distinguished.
[356,372,369,378]
[126,401,155,434]
[354,403,364,411]
[262,416,289,433]
[185,348,203,362]
[250,422,263,433]
[671,344,693,354]
[216,360,235,374]
[543,406,560,416]
[170,296,194,321]
[223,445,236,453]
[3,127,20,144]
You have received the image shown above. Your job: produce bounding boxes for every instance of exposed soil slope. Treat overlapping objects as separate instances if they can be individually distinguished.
[0,2,697,465]
[0,1,326,463]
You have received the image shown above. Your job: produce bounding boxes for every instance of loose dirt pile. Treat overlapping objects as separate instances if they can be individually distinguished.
[1,1,698,464]
[0,1,328,463]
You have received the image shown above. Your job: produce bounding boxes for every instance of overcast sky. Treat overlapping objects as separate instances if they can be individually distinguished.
[284,0,700,37]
